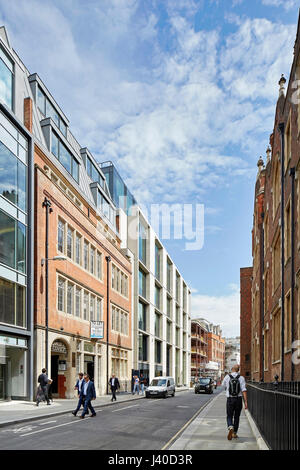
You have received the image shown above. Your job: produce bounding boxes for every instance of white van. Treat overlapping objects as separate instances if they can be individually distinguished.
[145,376,175,398]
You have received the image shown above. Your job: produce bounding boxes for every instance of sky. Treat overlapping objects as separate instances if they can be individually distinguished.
[0,0,298,336]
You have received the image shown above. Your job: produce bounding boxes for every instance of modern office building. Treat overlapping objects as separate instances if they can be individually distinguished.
[0,27,34,400]
[101,162,191,386]
[0,26,133,399]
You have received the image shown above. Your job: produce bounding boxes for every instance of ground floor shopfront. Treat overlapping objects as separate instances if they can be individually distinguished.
[34,328,131,398]
[0,333,32,401]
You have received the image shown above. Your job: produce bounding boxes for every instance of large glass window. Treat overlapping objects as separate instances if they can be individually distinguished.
[0,278,26,328]
[67,227,73,259]
[0,210,26,273]
[75,233,81,264]
[155,285,161,310]
[139,222,147,265]
[139,269,146,298]
[0,141,27,212]
[138,333,148,362]
[155,243,161,281]
[155,340,161,364]
[58,277,65,312]
[155,313,161,338]
[37,86,67,137]
[67,282,74,315]
[0,47,13,109]
[57,219,65,253]
[51,131,79,183]
[138,301,147,331]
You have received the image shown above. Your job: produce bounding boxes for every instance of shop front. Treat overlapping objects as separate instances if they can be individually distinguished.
[0,334,28,400]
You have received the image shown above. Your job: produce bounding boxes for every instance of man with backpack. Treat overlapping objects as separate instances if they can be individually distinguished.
[222,364,248,440]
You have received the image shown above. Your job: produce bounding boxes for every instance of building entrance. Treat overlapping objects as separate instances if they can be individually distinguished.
[51,355,59,394]
[0,364,5,400]
[84,355,94,381]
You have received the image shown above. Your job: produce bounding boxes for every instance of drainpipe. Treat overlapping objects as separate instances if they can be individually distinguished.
[290,167,295,381]
[278,122,285,382]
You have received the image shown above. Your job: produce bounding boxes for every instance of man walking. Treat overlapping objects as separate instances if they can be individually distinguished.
[132,375,140,395]
[72,374,96,419]
[222,364,248,440]
[109,374,120,402]
[74,372,88,414]
[36,368,51,406]
[139,373,146,395]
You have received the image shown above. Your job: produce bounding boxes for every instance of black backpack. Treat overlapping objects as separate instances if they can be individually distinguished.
[228,374,241,397]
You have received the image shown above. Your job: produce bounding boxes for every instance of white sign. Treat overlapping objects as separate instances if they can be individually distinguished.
[91,321,104,339]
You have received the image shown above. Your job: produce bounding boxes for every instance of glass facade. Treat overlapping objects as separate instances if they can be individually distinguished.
[37,86,67,137]
[155,243,161,280]
[0,210,26,273]
[138,333,148,362]
[51,130,79,183]
[101,163,137,215]
[0,47,13,109]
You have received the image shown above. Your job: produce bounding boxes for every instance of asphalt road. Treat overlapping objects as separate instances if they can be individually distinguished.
[0,389,221,450]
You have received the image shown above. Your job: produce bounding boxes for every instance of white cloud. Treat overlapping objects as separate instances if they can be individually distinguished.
[191,284,240,337]
[262,0,298,11]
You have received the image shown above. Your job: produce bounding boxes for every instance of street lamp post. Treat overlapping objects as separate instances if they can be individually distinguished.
[106,256,111,395]
[41,197,67,371]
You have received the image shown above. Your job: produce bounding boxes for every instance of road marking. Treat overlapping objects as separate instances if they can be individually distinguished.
[20,419,84,437]
[161,396,217,450]
[177,405,189,408]
[38,421,57,425]
[111,404,139,413]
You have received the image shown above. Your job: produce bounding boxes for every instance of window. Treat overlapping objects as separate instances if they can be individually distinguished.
[264,329,269,371]
[90,295,95,321]
[67,227,73,259]
[51,131,79,183]
[167,296,172,318]
[155,313,161,338]
[138,301,147,331]
[176,274,181,303]
[96,251,102,279]
[37,86,67,137]
[111,264,128,297]
[83,291,89,320]
[0,210,26,273]
[272,308,281,362]
[285,291,291,352]
[0,47,13,109]
[86,157,104,186]
[139,269,146,298]
[273,157,280,216]
[139,222,147,265]
[90,246,95,275]
[155,340,161,363]
[96,298,102,321]
[75,287,81,317]
[58,219,65,253]
[273,233,281,293]
[285,200,291,260]
[84,240,89,270]
[58,277,65,312]
[285,113,291,170]
[0,278,25,327]
[155,243,161,280]
[0,141,27,212]
[155,285,161,310]
[139,334,148,361]
[167,321,172,343]
[67,282,74,315]
[167,260,172,293]
[75,233,81,265]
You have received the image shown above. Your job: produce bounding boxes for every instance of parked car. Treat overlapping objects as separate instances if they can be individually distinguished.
[194,377,214,394]
[145,377,175,398]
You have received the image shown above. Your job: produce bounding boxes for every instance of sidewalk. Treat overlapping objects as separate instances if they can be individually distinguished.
[170,392,261,450]
[0,386,190,428]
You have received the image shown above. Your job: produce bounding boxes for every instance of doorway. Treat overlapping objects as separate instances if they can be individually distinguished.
[51,355,59,394]
[0,364,5,400]
[84,355,94,382]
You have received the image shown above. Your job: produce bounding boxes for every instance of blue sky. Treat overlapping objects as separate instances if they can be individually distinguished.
[0,0,298,336]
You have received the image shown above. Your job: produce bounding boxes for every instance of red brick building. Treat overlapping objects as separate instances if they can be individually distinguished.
[240,267,252,380]
[241,15,300,383]
[191,319,208,381]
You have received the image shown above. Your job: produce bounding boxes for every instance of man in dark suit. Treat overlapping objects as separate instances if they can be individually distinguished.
[72,374,96,419]
[36,368,51,406]
[109,374,120,402]
[74,372,89,415]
